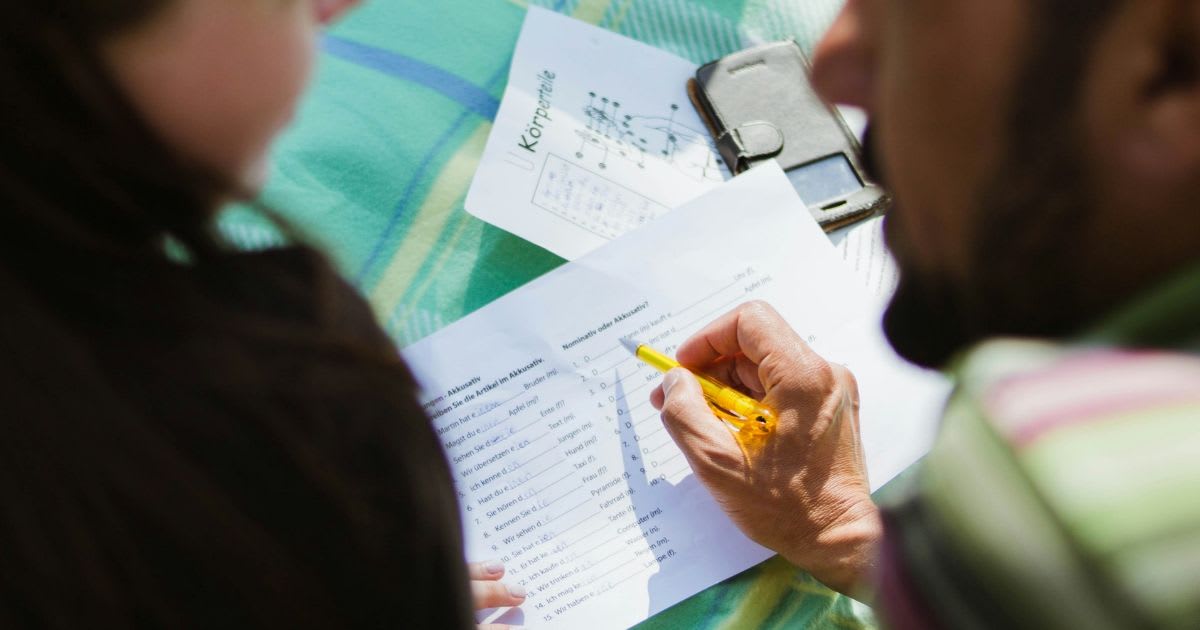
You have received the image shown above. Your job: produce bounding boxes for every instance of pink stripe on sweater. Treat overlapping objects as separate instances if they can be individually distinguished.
[983,350,1200,447]
[1009,394,1200,447]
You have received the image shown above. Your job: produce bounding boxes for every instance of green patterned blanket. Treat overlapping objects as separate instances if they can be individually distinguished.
[223,1,877,627]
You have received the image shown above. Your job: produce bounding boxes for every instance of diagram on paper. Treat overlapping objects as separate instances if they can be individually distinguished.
[465,6,734,259]
[533,154,667,239]
[531,94,726,240]
[573,93,724,184]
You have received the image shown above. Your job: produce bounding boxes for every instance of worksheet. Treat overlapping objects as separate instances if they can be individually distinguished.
[406,164,947,629]
[465,7,728,260]
[829,215,900,304]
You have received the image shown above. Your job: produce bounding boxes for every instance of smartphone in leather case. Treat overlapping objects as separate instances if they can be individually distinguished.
[689,41,889,230]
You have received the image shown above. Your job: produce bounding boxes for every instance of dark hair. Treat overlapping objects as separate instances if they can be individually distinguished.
[967,0,1130,334]
[883,0,1132,368]
[0,2,473,627]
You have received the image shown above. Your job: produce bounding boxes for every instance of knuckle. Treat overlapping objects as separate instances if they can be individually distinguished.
[829,361,850,381]
[806,357,837,387]
[741,299,771,314]
[739,300,777,324]
[700,442,743,471]
[756,352,788,379]
[831,363,860,395]
[660,395,692,423]
[685,447,724,479]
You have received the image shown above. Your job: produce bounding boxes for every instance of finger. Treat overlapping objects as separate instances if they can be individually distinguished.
[467,561,506,581]
[472,580,527,610]
[651,359,763,412]
[676,302,812,371]
[650,384,665,410]
[693,356,766,397]
[734,356,766,396]
[658,369,742,472]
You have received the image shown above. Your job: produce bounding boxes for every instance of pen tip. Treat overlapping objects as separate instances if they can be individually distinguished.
[620,337,642,354]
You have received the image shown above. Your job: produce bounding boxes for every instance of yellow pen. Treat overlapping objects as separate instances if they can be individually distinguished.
[620,338,777,436]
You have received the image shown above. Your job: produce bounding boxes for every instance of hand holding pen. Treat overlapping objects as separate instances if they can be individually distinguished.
[642,301,881,598]
[621,338,777,439]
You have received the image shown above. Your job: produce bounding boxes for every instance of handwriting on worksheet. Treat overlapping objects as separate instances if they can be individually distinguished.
[404,164,948,629]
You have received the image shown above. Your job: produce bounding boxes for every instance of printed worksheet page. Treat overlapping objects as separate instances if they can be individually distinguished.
[406,165,948,629]
[829,215,900,303]
[465,7,728,260]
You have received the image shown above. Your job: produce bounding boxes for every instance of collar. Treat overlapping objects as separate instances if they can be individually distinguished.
[1083,260,1200,351]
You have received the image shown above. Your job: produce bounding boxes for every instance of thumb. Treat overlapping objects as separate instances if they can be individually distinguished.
[659,368,733,450]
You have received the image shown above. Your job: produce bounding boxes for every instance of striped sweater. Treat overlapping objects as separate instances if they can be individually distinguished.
[876,263,1200,630]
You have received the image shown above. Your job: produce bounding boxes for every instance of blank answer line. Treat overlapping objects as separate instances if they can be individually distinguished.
[608,563,656,591]
[575,531,626,560]
[677,293,746,335]
[548,497,592,522]
[598,354,636,375]
[475,388,541,433]
[523,442,561,465]
[616,377,655,403]
[646,439,674,454]
[512,417,548,436]
[523,429,553,445]
[482,423,549,452]
[589,344,623,362]
[556,511,603,538]
[541,485,577,508]
[531,470,574,496]
[510,459,566,489]
[666,464,693,479]
[639,426,667,443]
[567,522,613,549]
[634,413,662,427]
[590,554,645,584]
[659,450,684,468]
[587,546,630,570]
[673,278,740,317]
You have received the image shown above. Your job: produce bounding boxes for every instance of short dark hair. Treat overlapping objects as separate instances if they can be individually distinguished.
[882,0,1131,367]
[965,0,1130,331]
[0,3,473,627]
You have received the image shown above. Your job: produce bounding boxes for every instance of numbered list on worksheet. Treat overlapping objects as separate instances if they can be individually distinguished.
[424,274,790,625]
[403,164,942,629]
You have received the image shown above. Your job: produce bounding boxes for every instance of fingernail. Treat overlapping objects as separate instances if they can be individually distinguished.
[507,584,527,599]
[662,368,683,394]
[485,560,504,575]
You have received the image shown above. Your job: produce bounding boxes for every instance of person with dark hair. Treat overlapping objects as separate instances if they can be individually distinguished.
[0,1,523,627]
[653,0,1200,628]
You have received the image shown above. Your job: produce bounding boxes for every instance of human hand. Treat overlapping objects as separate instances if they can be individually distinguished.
[650,302,881,596]
[469,561,526,630]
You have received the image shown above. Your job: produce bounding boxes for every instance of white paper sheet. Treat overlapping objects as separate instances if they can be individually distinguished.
[465,7,728,260]
[406,165,948,629]
[829,215,901,304]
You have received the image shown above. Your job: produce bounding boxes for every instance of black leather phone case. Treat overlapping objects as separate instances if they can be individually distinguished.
[689,41,889,230]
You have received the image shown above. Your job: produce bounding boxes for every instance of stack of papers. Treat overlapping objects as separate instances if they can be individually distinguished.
[411,166,946,628]
[405,8,948,629]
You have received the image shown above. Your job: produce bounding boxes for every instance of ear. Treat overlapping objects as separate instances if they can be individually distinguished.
[1093,0,1200,184]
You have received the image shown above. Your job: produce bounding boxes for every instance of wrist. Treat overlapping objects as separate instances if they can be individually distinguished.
[785,498,883,599]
